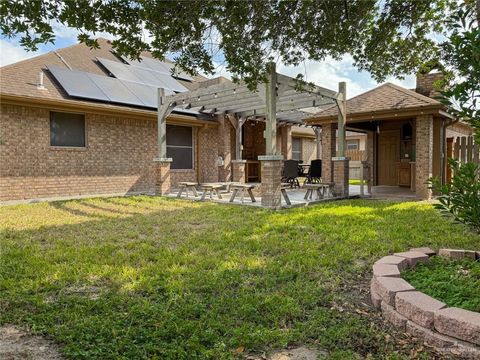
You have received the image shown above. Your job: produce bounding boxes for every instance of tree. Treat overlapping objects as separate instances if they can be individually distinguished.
[438,0,480,139]
[1,0,453,87]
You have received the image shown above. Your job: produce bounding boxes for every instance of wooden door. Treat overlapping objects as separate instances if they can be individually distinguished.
[378,130,400,185]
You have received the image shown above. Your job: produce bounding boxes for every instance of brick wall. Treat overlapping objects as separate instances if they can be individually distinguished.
[321,123,336,182]
[415,115,434,199]
[0,103,219,201]
[302,138,317,163]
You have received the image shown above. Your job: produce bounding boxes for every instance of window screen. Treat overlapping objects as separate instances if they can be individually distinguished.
[50,112,86,147]
[292,137,302,160]
[347,139,359,150]
[166,125,193,169]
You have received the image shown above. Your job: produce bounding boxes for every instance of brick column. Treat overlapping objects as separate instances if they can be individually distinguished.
[321,123,336,182]
[153,158,172,195]
[258,155,283,209]
[232,160,247,183]
[332,157,350,197]
[415,115,433,199]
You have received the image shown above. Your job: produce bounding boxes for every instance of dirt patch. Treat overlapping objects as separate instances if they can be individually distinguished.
[0,325,62,360]
[247,346,326,360]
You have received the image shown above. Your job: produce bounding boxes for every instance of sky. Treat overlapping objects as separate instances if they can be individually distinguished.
[0,24,417,99]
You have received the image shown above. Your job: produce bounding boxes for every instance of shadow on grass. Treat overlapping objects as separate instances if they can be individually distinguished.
[1,197,479,359]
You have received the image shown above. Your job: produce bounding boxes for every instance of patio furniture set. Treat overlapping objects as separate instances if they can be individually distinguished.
[176,159,334,205]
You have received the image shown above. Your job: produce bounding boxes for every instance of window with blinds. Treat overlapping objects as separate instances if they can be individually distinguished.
[292,137,302,160]
[166,125,193,169]
[50,112,86,147]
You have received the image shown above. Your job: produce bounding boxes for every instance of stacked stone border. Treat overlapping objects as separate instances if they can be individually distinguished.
[371,248,480,359]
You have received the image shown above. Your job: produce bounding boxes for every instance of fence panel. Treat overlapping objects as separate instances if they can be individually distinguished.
[447,136,480,181]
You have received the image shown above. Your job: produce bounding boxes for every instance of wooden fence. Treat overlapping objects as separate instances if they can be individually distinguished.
[446,136,479,182]
[345,149,366,161]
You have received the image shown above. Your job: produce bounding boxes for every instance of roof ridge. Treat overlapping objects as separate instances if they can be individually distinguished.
[383,82,440,104]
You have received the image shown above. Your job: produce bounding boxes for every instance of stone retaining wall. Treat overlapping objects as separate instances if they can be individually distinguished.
[371,248,480,359]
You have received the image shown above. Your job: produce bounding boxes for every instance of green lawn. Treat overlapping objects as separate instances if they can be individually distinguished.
[1,197,479,359]
[402,256,480,312]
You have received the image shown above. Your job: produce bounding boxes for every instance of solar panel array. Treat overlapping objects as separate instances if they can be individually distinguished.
[48,65,175,109]
[120,55,193,82]
[97,57,189,93]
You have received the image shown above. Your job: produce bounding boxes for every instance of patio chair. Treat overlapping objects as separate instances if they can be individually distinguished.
[281,160,300,188]
[304,159,322,184]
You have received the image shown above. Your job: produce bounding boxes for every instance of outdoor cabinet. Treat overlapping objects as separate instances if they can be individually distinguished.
[397,162,411,187]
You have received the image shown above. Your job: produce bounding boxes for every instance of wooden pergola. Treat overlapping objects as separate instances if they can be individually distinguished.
[154,62,349,207]
[156,63,347,160]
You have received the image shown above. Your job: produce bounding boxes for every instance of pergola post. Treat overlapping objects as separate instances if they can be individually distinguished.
[314,127,322,159]
[154,88,174,195]
[232,115,247,182]
[258,62,284,209]
[332,82,349,197]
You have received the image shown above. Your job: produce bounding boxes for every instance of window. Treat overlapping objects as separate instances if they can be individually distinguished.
[166,125,193,169]
[50,112,86,147]
[346,139,360,150]
[292,137,302,160]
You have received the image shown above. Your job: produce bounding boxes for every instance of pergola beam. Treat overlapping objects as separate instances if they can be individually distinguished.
[157,88,176,159]
[336,82,347,157]
[265,62,277,155]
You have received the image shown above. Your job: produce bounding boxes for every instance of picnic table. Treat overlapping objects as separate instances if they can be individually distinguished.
[303,183,334,200]
[280,183,292,205]
[229,183,256,203]
[176,182,198,198]
[199,183,224,200]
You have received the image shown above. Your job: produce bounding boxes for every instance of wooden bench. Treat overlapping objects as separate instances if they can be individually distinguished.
[229,183,256,203]
[280,183,291,205]
[199,183,224,200]
[303,183,334,200]
[176,182,198,198]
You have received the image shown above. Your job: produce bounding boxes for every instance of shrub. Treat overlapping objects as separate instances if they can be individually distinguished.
[430,159,480,232]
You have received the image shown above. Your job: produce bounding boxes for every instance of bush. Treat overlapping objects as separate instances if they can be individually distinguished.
[430,159,480,232]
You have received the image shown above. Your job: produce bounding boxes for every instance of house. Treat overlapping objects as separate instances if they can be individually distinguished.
[306,73,473,199]
[1,38,344,202]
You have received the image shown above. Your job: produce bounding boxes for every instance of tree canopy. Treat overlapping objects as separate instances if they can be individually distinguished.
[1,0,453,86]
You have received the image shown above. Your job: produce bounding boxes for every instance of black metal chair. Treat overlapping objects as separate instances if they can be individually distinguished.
[281,160,300,188]
[304,159,322,184]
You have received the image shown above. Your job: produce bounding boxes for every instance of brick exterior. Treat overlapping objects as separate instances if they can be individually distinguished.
[0,103,219,201]
[415,115,434,199]
[321,123,336,182]
[231,161,246,183]
[259,158,283,209]
[332,158,349,197]
[301,138,317,163]
[415,72,444,98]
[154,160,172,195]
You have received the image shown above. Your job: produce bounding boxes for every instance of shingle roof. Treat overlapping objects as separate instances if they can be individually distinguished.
[308,82,443,121]
[0,38,208,112]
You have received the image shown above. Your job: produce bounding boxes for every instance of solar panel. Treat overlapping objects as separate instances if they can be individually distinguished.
[88,73,145,107]
[97,58,143,84]
[48,66,110,101]
[120,80,173,108]
[98,57,188,92]
[121,55,193,81]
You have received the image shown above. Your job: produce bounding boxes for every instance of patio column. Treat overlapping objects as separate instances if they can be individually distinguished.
[232,115,247,182]
[314,127,322,159]
[415,115,434,199]
[332,82,349,197]
[321,123,336,182]
[154,88,174,195]
[258,62,283,209]
[280,125,292,159]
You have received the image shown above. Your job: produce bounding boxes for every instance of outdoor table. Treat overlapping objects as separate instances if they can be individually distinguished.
[303,183,334,200]
[199,183,224,200]
[229,183,256,203]
[177,182,198,198]
[280,183,292,205]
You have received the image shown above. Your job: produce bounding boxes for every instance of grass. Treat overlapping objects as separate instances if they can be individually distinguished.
[1,197,479,359]
[402,256,480,312]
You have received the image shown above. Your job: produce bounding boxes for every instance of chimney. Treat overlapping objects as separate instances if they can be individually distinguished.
[415,72,444,98]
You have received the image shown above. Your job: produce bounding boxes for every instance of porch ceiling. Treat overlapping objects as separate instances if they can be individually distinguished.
[165,73,338,124]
